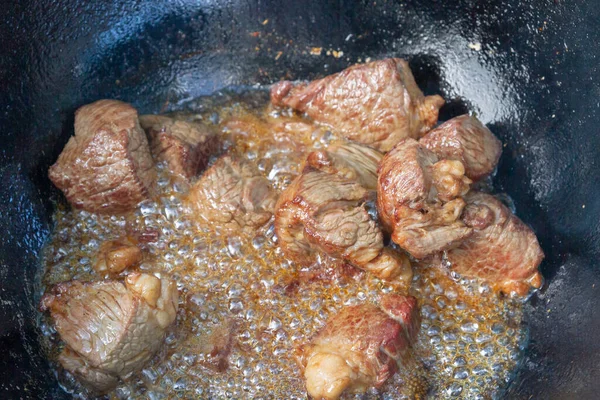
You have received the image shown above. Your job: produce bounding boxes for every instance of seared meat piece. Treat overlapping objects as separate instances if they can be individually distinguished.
[48,100,156,213]
[186,155,278,232]
[140,115,220,178]
[94,238,142,275]
[275,166,412,286]
[447,192,544,296]
[270,58,444,152]
[306,142,383,191]
[40,273,178,392]
[420,115,502,180]
[377,138,473,259]
[297,294,420,400]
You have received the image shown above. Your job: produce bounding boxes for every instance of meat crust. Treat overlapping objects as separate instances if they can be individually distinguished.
[276,146,412,286]
[140,114,220,178]
[447,191,544,296]
[40,274,178,392]
[297,294,420,400]
[377,138,473,258]
[420,115,502,181]
[270,58,444,152]
[49,100,156,213]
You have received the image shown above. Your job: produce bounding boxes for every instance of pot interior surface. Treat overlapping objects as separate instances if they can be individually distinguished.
[1,0,600,398]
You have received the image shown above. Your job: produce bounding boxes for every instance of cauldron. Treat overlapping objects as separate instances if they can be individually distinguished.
[1,1,599,398]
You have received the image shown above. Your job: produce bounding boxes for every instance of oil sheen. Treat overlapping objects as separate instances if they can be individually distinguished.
[38,90,527,400]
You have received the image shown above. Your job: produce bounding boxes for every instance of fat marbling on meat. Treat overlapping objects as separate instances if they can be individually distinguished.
[377,138,473,259]
[48,99,156,213]
[270,58,444,152]
[93,238,143,275]
[186,155,278,232]
[296,294,420,400]
[420,114,502,181]
[40,273,178,392]
[139,114,220,179]
[275,144,412,286]
[447,191,544,296]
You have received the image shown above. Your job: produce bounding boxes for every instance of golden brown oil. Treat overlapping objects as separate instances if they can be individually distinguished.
[38,90,527,399]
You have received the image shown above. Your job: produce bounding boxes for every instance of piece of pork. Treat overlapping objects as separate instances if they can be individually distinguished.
[40,273,178,392]
[377,138,473,259]
[186,155,278,232]
[275,166,412,286]
[94,238,142,275]
[48,99,156,213]
[139,115,220,179]
[297,294,420,400]
[270,58,445,152]
[305,142,383,191]
[446,191,544,296]
[420,114,502,181]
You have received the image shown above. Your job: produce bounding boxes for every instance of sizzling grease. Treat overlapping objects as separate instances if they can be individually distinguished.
[39,90,526,399]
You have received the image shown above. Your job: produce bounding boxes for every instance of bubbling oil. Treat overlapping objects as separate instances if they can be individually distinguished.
[39,90,527,399]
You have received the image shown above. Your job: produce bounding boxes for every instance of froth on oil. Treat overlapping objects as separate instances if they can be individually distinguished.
[38,89,527,400]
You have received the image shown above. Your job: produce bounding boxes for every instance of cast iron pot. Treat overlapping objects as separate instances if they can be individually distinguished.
[1,1,599,398]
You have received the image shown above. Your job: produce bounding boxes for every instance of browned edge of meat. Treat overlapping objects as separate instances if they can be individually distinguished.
[377,138,473,259]
[420,114,502,181]
[295,293,421,400]
[139,114,221,179]
[447,191,544,297]
[270,58,444,152]
[186,154,278,232]
[48,99,156,213]
[379,293,421,344]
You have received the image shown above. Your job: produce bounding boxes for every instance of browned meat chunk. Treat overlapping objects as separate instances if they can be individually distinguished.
[94,238,142,275]
[270,58,444,152]
[446,192,544,296]
[186,155,278,232]
[305,142,383,191]
[40,273,178,392]
[420,115,502,181]
[48,100,156,213]
[139,115,220,178]
[377,138,473,259]
[275,164,412,286]
[297,294,420,400]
